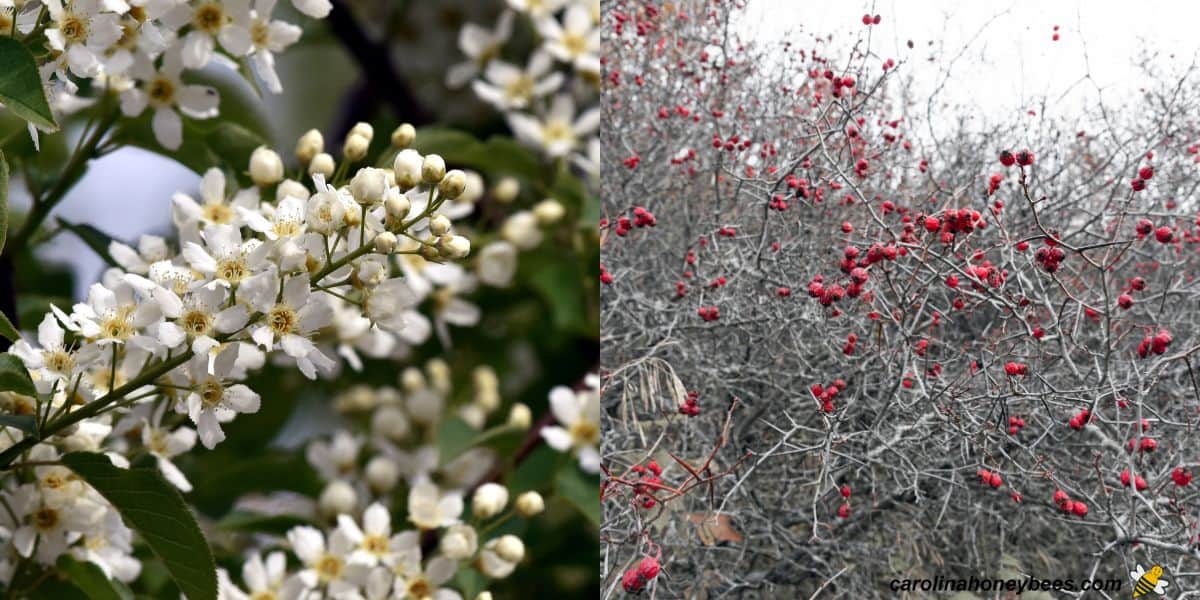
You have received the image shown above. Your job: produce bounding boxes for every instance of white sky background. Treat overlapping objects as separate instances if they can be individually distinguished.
[737,0,1200,136]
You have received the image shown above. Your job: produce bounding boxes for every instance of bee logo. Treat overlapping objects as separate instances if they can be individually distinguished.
[1130,564,1170,598]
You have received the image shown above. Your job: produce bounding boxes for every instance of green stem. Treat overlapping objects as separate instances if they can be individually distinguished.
[5,105,120,257]
[0,349,195,468]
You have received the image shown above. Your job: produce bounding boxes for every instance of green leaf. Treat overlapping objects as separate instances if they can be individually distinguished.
[0,353,36,397]
[0,37,59,132]
[61,452,217,600]
[436,417,478,467]
[55,555,134,600]
[112,119,266,181]
[524,251,588,334]
[454,567,486,599]
[506,446,557,494]
[0,414,35,432]
[0,148,8,254]
[402,128,544,182]
[0,309,18,344]
[56,219,119,267]
[555,463,600,529]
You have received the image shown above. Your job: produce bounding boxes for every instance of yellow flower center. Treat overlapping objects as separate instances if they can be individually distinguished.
[569,419,599,446]
[315,555,343,582]
[406,577,432,599]
[202,203,235,224]
[267,305,298,336]
[562,32,587,57]
[198,377,224,408]
[34,507,59,531]
[147,77,176,107]
[180,310,213,337]
[250,592,278,600]
[100,306,136,341]
[273,218,302,238]
[363,534,389,555]
[192,3,226,33]
[541,120,575,147]
[250,20,269,47]
[505,75,534,103]
[216,257,250,284]
[60,15,88,43]
[44,349,75,373]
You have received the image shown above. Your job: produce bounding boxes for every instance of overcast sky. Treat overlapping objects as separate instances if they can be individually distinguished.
[737,0,1200,132]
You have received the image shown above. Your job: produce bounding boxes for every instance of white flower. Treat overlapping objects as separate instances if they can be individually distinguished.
[287,525,365,596]
[537,3,598,72]
[10,313,100,393]
[338,503,403,567]
[384,531,462,600]
[362,278,420,334]
[182,223,270,288]
[69,281,163,349]
[218,551,299,600]
[471,483,508,519]
[506,0,567,20]
[289,0,330,19]
[540,380,600,473]
[506,94,599,159]
[73,510,141,583]
[108,234,170,274]
[306,430,362,481]
[44,0,124,78]
[239,195,309,269]
[243,273,336,379]
[120,49,219,150]
[245,0,302,93]
[476,240,518,288]
[172,168,259,229]
[472,51,562,111]
[446,10,513,88]
[159,0,253,69]
[407,480,463,530]
[140,277,249,359]
[10,482,105,565]
[181,344,261,449]
[141,406,197,491]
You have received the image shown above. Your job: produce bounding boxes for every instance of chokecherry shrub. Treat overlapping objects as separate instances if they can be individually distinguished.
[601,0,1200,597]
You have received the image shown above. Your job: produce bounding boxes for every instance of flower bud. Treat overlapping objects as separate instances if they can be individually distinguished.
[391,123,416,148]
[460,171,485,204]
[515,491,544,517]
[350,122,374,142]
[296,129,324,164]
[349,167,389,206]
[507,403,531,429]
[385,190,412,223]
[472,483,509,519]
[459,403,486,429]
[318,480,358,518]
[249,146,284,186]
[343,133,369,162]
[422,154,446,184]
[501,211,543,250]
[371,405,410,440]
[476,593,493,600]
[533,199,565,225]
[393,149,423,190]
[494,535,524,563]
[374,231,397,253]
[438,235,471,259]
[440,524,479,560]
[429,214,452,236]
[365,456,399,493]
[419,243,442,261]
[493,177,520,204]
[308,153,335,178]
[401,367,425,391]
[438,169,468,199]
[406,389,443,426]
[276,179,309,202]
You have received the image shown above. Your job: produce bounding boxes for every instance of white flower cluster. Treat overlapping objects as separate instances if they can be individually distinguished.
[212,363,547,599]
[0,125,506,585]
[540,374,599,474]
[1,0,330,149]
[450,0,600,176]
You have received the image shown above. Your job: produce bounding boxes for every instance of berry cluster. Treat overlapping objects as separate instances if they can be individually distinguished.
[1130,165,1153,191]
[976,468,1004,489]
[1007,415,1027,435]
[631,460,664,509]
[679,391,701,416]
[1053,490,1088,517]
[1136,329,1173,358]
[614,206,658,236]
[768,193,790,211]
[836,484,852,519]
[697,306,721,321]
[1034,242,1067,273]
[1004,362,1028,377]
[1120,470,1149,491]
[621,555,662,594]
[999,149,1035,168]
[1067,408,1092,430]
[810,380,848,413]
[1172,468,1193,487]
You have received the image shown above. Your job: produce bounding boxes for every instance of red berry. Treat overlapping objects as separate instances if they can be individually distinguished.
[1117,294,1133,309]
[622,568,645,593]
[1139,166,1154,180]
[988,472,1002,488]
[1131,178,1146,192]
[1155,226,1173,243]
[1071,502,1088,517]
[998,150,1015,167]
[1015,149,1034,166]
[840,484,851,498]
[638,556,660,580]
[837,504,851,518]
